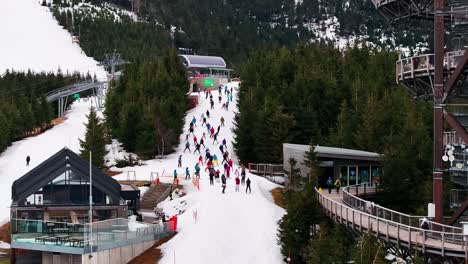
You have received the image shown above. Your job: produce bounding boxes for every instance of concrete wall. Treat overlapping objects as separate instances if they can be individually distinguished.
[41,240,156,264]
[283,145,309,177]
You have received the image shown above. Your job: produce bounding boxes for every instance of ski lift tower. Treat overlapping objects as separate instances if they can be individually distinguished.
[99,52,129,81]
[372,0,468,225]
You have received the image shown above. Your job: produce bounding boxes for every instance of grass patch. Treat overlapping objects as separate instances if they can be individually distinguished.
[271,187,287,209]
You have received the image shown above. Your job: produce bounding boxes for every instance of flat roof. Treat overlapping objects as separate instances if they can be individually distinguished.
[179,55,227,69]
[283,143,381,161]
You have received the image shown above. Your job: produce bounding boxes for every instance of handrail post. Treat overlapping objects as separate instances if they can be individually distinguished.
[360,212,362,232]
[408,227,412,253]
[397,224,400,247]
[386,220,389,242]
[376,218,379,238]
[423,231,426,253]
[441,233,445,256]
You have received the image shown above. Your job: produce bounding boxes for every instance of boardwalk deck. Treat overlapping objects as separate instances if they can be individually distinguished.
[318,186,468,258]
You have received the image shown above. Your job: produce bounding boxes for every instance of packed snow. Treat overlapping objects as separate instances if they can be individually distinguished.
[0,99,102,220]
[112,82,286,263]
[0,0,106,79]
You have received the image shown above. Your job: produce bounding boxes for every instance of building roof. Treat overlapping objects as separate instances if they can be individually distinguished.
[179,55,227,69]
[283,143,381,162]
[11,148,122,203]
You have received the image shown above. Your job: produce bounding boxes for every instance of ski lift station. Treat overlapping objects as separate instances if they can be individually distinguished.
[179,55,233,91]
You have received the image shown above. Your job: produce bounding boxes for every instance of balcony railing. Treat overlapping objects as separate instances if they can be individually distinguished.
[396,50,466,82]
[11,218,171,252]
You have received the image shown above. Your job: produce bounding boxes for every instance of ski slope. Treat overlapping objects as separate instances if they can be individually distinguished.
[113,82,286,263]
[0,0,106,79]
[0,100,100,220]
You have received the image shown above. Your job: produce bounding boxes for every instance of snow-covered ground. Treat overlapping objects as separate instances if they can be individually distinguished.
[0,99,100,220]
[0,0,106,79]
[112,82,286,263]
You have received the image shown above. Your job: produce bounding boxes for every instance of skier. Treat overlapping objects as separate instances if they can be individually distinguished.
[26,155,31,166]
[200,138,205,148]
[217,125,220,134]
[185,167,191,180]
[206,110,210,118]
[220,117,225,126]
[191,116,197,127]
[185,134,189,142]
[209,170,214,185]
[184,141,191,153]
[210,99,214,109]
[198,155,203,165]
[222,151,229,164]
[213,154,219,166]
[241,170,246,185]
[206,123,211,133]
[200,113,205,121]
[228,159,233,168]
[225,101,229,110]
[221,174,227,194]
[194,143,201,154]
[173,170,178,181]
[178,155,182,168]
[218,94,222,103]
[235,176,240,192]
[213,132,219,144]
[210,127,215,138]
[202,132,206,140]
[202,117,207,126]
[193,135,198,144]
[189,126,194,135]
[195,163,201,178]
[219,145,224,154]
[222,138,227,147]
[246,178,251,193]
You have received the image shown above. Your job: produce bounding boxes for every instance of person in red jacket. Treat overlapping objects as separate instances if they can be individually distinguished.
[210,127,215,137]
[235,176,240,192]
[228,159,233,168]
[198,155,203,165]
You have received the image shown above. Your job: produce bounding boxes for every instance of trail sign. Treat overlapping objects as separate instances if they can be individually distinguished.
[203,78,214,87]
[73,93,80,100]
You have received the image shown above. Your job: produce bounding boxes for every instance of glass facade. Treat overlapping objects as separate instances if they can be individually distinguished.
[339,165,381,186]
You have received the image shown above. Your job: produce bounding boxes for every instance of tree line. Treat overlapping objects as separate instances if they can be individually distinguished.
[0,70,84,153]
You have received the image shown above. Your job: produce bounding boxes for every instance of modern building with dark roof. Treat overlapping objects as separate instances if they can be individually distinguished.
[9,148,173,264]
[283,143,382,187]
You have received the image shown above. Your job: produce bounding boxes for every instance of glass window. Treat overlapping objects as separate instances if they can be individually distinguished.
[358,166,370,184]
[349,166,357,185]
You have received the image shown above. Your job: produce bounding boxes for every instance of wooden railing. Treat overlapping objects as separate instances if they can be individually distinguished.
[317,185,468,257]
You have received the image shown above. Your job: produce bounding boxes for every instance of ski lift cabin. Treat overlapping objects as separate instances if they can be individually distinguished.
[179,55,232,91]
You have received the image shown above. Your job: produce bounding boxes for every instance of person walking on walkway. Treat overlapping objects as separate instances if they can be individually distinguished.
[246,178,251,193]
[235,176,240,192]
[26,155,31,166]
[178,155,182,168]
[221,174,227,194]
[326,176,333,194]
[335,178,341,193]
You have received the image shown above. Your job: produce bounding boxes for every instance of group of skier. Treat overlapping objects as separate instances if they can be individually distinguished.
[175,84,252,194]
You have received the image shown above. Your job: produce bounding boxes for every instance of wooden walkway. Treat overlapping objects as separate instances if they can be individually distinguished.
[318,185,468,258]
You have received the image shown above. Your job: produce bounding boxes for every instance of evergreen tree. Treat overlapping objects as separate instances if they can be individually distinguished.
[79,107,107,168]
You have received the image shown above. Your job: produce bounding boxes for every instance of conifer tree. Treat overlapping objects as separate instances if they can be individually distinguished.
[79,107,107,168]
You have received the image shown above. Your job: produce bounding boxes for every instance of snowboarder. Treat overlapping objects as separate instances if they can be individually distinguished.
[178,155,182,167]
[185,167,191,180]
[184,141,191,153]
[235,177,240,192]
[194,143,201,154]
[221,174,227,194]
[246,178,251,193]
[26,155,30,166]
[220,117,225,126]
